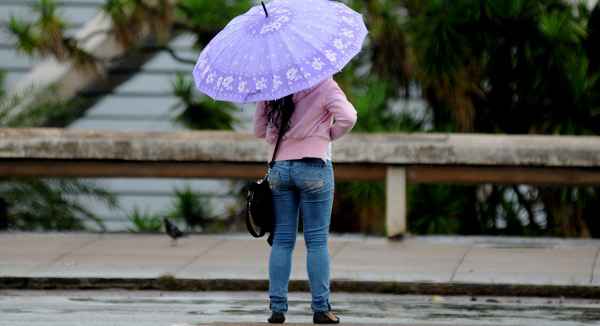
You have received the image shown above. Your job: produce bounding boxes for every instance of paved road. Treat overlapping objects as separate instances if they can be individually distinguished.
[0,290,599,326]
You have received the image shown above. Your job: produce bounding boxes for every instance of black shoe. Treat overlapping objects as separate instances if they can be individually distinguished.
[313,311,340,324]
[268,312,285,324]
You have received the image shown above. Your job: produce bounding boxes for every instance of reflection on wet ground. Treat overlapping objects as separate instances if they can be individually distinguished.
[0,290,599,326]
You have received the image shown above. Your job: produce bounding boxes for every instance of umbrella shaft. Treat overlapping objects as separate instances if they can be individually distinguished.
[261,1,269,17]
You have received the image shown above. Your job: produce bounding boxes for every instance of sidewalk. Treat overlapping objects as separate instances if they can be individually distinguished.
[1,232,600,297]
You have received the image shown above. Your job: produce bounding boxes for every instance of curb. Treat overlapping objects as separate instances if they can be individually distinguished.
[2,277,600,299]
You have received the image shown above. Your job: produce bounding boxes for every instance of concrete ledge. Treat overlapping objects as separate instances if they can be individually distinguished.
[2,277,600,299]
[0,128,600,167]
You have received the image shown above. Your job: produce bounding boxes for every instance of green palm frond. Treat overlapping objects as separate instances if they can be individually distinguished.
[8,17,40,56]
[484,0,539,20]
[127,206,162,233]
[171,74,238,130]
[103,0,174,46]
[172,73,194,103]
[33,0,68,59]
[168,185,213,230]
[0,85,89,128]
[408,3,470,79]
[0,178,117,231]
[539,11,587,44]
[34,0,66,30]
[102,0,145,46]
[7,0,96,68]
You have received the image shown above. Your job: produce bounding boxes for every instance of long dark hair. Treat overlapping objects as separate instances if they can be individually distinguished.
[267,94,295,136]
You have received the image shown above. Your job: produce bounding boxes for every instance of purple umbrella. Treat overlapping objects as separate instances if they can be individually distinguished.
[192,0,368,103]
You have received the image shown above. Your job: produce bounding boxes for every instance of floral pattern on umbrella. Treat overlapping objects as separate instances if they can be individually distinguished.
[192,0,368,103]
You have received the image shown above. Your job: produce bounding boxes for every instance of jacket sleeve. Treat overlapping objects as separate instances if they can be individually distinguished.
[324,82,358,140]
[254,101,268,138]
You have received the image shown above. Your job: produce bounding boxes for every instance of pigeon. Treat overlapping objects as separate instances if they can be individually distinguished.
[164,218,185,246]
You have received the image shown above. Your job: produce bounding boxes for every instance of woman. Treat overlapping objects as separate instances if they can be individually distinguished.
[254,77,358,324]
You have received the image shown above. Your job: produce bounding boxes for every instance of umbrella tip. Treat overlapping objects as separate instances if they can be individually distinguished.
[261,1,269,18]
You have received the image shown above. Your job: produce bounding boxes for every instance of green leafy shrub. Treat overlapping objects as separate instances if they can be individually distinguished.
[127,206,163,233]
[1,178,117,231]
[168,185,213,231]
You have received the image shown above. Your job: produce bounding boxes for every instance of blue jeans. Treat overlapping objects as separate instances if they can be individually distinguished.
[267,158,334,313]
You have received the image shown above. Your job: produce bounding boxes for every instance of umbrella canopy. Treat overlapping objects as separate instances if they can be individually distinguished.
[192,0,368,103]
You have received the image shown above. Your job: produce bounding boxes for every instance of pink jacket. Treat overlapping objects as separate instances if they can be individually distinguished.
[254,77,357,162]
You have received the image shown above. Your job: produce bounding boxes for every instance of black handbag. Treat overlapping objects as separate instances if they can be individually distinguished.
[246,127,284,246]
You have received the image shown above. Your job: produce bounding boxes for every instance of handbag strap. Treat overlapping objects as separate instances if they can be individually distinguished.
[268,122,285,169]
[245,193,265,238]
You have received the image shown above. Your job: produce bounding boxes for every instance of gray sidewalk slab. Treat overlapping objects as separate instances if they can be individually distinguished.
[1,232,600,296]
[594,252,600,285]
[454,244,598,285]
[31,235,224,279]
[0,233,101,277]
[331,239,469,282]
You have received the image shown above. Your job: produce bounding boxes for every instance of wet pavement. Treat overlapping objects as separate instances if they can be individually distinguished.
[1,290,599,326]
